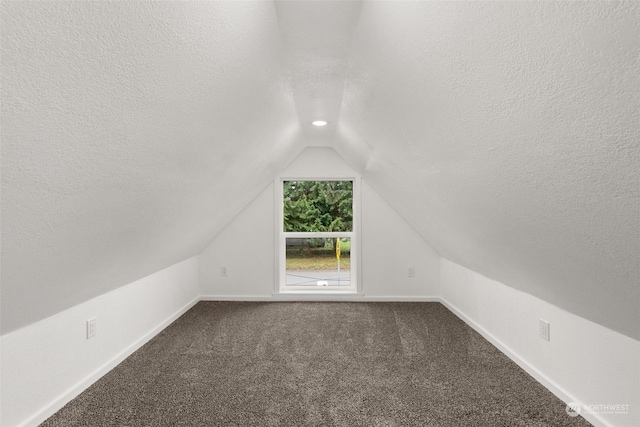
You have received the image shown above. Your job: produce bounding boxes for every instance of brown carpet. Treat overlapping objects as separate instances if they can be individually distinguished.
[41,302,592,426]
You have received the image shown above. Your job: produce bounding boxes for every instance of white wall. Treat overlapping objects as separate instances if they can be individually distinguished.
[361,182,439,297]
[1,256,200,427]
[440,258,640,427]
[200,147,440,299]
[200,183,276,297]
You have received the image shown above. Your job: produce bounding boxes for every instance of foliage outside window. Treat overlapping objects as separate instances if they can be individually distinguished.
[283,180,353,232]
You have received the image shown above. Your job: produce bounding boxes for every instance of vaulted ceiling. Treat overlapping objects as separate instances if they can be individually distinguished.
[2,1,638,339]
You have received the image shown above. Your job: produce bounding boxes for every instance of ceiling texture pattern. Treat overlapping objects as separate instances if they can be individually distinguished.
[2,1,638,339]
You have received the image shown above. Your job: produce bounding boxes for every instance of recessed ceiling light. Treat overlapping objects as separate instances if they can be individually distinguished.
[311,120,328,127]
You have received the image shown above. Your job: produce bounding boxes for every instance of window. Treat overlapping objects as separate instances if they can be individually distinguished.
[277,179,358,293]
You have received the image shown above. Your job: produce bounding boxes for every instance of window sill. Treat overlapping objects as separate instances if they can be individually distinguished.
[273,290,362,298]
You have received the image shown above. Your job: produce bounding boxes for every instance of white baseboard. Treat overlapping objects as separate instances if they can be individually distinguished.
[439,297,608,427]
[361,295,440,302]
[200,295,275,301]
[200,294,439,302]
[21,297,200,427]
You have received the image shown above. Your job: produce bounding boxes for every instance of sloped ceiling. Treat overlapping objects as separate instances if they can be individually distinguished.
[2,1,638,339]
[338,0,640,340]
[1,1,300,334]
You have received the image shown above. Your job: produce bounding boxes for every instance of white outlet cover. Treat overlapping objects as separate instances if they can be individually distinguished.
[86,317,97,339]
[539,319,550,341]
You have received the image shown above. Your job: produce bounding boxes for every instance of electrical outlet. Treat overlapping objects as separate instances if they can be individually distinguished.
[539,319,550,341]
[220,266,228,276]
[408,266,415,277]
[87,317,97,339]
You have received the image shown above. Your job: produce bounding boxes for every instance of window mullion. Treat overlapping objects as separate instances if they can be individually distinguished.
[284,232,352,239]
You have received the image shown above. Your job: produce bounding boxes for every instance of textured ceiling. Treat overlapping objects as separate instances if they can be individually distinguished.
[1,1,299,333]
[340,0,640,340]
[2,1,638,339]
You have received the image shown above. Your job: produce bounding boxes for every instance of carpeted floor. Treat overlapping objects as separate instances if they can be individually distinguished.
[41,302,592,426]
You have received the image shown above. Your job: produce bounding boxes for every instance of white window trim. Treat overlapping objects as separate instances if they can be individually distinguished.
[274,177,361,295]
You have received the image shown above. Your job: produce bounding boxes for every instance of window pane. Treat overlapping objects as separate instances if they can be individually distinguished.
[285,238,350,287]
[283,181,353,232]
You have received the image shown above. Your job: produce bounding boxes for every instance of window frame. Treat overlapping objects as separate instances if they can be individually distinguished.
[275,177,360,294]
